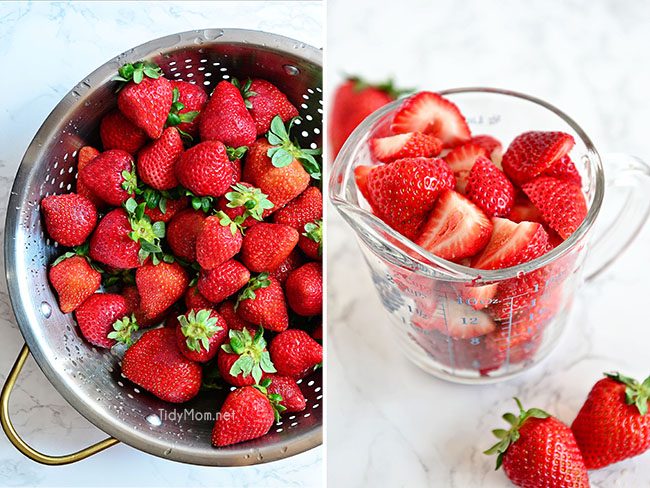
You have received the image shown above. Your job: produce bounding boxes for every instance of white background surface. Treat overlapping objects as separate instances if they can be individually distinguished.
[327,0,650,486]
[0,1,322,487]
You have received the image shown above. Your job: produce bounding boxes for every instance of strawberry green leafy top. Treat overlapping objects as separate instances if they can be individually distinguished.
[606,372,650,416]
[266,116,322,180]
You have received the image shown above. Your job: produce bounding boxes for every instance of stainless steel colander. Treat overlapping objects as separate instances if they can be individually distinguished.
[1,29,322,467]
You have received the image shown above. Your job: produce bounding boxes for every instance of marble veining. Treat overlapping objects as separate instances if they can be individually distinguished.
[0,1,322,487]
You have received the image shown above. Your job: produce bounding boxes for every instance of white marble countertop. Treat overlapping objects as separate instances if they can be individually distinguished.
[327,0,650,486]
[0,2,322,487]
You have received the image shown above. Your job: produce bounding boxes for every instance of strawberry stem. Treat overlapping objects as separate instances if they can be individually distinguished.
[113,61,162,84]
[231,78,257,109]
[235,272,271,310]
[224,183,274,222]
[303,219,322,256]
[123,197,168,265]
[345,75,412,99]
[266,116,322,180]
[107,314,139,347]
[178,309,222,353]
[221,327,276,384]
[605,372,650,415]
[167,87,200,127]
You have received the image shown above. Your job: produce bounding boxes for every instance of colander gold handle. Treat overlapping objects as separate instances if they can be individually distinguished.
[1,344,119,465]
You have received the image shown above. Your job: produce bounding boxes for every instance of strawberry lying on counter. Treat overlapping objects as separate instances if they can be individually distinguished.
[41,60,323,448]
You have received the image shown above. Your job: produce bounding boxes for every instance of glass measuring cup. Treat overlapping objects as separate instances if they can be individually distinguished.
[329,87,650,383]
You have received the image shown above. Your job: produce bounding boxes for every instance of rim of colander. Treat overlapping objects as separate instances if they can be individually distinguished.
[329,86,605,282]
[5,28,322,466]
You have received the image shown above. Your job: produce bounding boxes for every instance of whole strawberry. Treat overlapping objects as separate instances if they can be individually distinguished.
[137,126,183,190]
[115,61,173,139]
[197,259,250,303]
[269,329,323,378]
[99,110,148,155]
[266,375,307,413]
[167,209,205,262]
[241,223,299,273]
[168,80,207,137]
[299,219,322,260]
[122,327,202,403]
[78,149,137,206]
[49,255,101,313]
[195,212,243,270]
[236,274,289,332]
[235,78,299,135]
[41,193,97,247]
[485,398,589,488]
[571,372,650,469]
[330,77,405,158]
[74,293,130,348]
[211,385,276,446]
[175,308,228,363]
[285,262,322,316]
[135,261,188,320]
[199,80,256,147]
[465,156,515,218]
[218,327,276,386]
[175,140,236,197]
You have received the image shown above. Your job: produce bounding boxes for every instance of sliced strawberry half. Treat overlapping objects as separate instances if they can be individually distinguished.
[415,190,492,261]
[390,92,471,148]
[444,142,488,194]
[465,156,515,218]
[470,134,503,166]
[451,282,499,311]
[413,297,496,339]
[471,217,549,270]
[369,132,442,163]
[501,131,575,186]
[542,155,582,185]
[522,176,588,239]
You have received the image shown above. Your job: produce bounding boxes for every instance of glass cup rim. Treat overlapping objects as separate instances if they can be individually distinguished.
[329,86,605,282]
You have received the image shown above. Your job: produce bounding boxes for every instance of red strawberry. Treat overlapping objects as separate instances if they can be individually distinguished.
[211,386,275,446]
[199,80,256,147]
[330,77,403,158]
[135,261,188,319]
[266,375,306,413]
[184,285,213,310]
[167,209,205,262]
[469,134,503,165]
[76,146,102,207]
[509,193,545,224]
[244,138,310,211]
[450,282,498,311]
[49,255,101,313]
[143,196,188,223]
[502,131,575,186]
[366,157,455,239]
[267,250,304,285]
[116,62,173,139]
[99,110,148,155]
[217,300,253,331]
[412,297,496,339]
[415,190,492,261]
[217,182,275,228]
[41,193,97,247]
[465,156,515,217]
[241,223,299,273]
[370,132,442,163]
[472,217,549,270]
[542,155,581,185]
[74,293,130,348]
[485,399,589,488]
[269,329,322,378]
[272,186,323,230]
[218,327,276,386]
[122,327,202,403]
[312,323,322,341]
[298,219,322,260]
[488,269,551,322]
[444,142,488,194]
[121,285,160,327]
[168,80,208,137]
[236,274,288,332]
[79,149,137,206]
[572,373,650,469]
[237,78,299,135]
[175,140,236,197]
[391,91,471,147]
[175,308,228,363]
[197,259,250,303]
[482,319,544,372]
[354,165,372,202]
[522,176,587,239]
[137,127,183,190]
[285,262,322,316]
[196,213,243,270]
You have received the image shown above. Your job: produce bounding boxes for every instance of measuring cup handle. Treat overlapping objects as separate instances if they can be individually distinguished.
[584,153,650,281]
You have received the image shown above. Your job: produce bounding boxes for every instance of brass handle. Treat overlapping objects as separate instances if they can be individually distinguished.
[1,343,119,465]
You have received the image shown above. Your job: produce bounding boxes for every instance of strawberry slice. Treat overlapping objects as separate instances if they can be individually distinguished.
[412,297,496,339]
[451,282,498,311]
[501,131,575,186]
[472,217,549,270]
[466,156,515,217]
[366,158,455,239]
[415,190,492,261]
[509,193,544,224]
[542,155,582,185]
[522,176,587,239]
[369,132,442,163]
[470,134,503,166]
[444,142,488,193]
[354,165,372,202]
[391,92,471,147]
